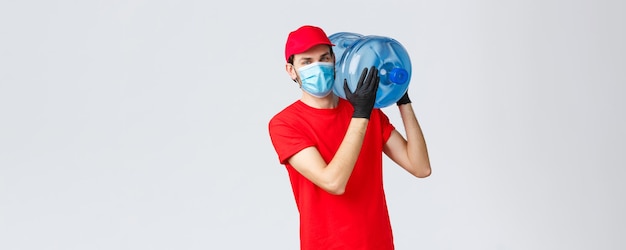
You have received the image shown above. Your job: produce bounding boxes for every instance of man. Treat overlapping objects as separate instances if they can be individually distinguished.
[268,25,431,250]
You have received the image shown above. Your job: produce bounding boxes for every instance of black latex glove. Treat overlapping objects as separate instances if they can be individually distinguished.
[344,66,380,119]
[396,91,412,106]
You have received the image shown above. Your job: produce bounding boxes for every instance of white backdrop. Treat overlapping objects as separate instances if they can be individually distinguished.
[1,0,625,249]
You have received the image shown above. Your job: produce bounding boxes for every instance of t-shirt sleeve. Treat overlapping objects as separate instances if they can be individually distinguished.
[268,117,314,165]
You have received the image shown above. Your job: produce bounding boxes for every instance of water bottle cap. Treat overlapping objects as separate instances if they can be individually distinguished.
[388,68,409,84]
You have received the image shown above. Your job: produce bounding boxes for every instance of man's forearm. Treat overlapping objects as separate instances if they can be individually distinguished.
[399,104,431,177]
[324,118,369,194]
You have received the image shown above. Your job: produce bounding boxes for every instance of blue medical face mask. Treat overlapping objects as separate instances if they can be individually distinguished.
[296,62,335,98]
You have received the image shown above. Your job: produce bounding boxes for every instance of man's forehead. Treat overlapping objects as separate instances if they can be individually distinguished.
[295,48,332,61]
[297,51,330,59]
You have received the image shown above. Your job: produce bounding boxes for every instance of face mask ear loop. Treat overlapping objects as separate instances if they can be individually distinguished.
[288,63,301,84]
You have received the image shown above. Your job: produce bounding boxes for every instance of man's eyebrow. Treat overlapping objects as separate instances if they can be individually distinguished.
[297,56,312,62]
[297,52,331,62]
[319,52,331,58]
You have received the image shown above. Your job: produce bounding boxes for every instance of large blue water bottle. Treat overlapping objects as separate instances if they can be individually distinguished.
[329,32,412,108]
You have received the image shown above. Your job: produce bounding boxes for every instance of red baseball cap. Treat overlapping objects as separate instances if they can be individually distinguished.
[285,25,335,62]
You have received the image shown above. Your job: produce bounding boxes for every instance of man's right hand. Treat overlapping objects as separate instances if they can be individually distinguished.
[343,66,379,119]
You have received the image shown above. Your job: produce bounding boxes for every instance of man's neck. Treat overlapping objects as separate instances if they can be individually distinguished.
[300,93,339,109]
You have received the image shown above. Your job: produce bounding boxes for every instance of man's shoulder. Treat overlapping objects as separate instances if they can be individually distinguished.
[271,100,300,116]
[269,100,302,127]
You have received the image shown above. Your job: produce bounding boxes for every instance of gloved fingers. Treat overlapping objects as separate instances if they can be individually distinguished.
[396,91,411,105]
[364,66,379,94]
[343,78,353,97]
[356,67,369,91]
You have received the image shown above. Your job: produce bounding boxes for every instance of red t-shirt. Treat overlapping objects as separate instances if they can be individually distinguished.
[268,98,396,250]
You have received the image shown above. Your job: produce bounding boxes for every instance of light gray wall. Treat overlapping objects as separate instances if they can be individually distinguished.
[1,0,624,249]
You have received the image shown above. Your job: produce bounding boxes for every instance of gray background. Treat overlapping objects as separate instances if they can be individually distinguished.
[1,0,625,249]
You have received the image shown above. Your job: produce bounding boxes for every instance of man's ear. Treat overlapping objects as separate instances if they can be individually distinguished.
[285,63,298,82]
